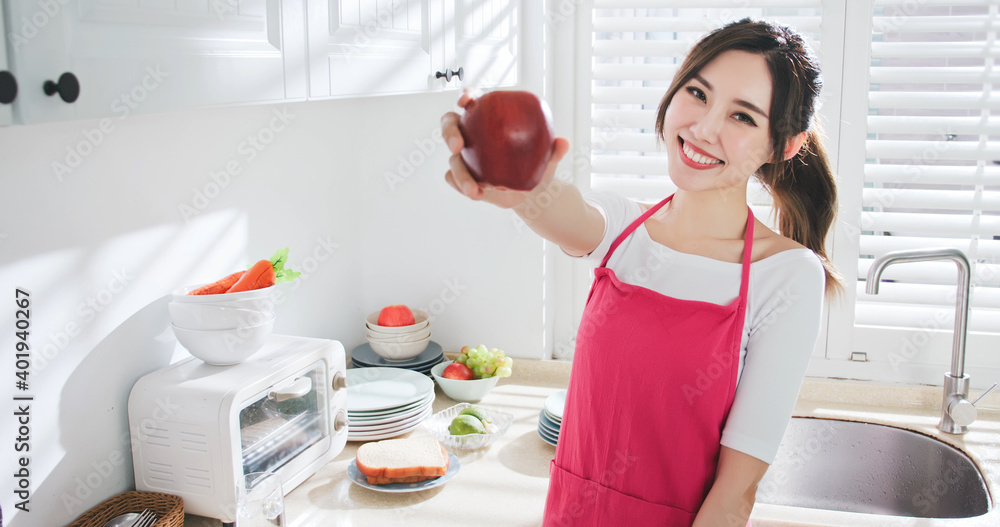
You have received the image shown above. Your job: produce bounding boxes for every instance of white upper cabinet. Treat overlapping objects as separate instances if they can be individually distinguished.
[3,0,306,125]
[0,0,520,124]
[305,0,519,99]
[307,0,437,97]
[444,0,518,89]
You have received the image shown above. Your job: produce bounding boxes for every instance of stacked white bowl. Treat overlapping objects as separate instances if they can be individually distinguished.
[168,284,278,366]
[365,308,431,361]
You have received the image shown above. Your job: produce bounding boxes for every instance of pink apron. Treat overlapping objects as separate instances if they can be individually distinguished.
[543,194,754,526]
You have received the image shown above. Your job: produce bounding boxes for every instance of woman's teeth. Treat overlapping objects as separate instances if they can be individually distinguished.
[682,141,721,165]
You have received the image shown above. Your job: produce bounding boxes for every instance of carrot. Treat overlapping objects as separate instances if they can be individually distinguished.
[225,260,277,293]
[188,271,246,295]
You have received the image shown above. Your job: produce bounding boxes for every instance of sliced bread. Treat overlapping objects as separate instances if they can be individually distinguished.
[365,475,431,485]
[355,436,449,483]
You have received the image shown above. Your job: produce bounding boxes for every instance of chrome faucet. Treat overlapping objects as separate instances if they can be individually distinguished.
[865,248,979,434]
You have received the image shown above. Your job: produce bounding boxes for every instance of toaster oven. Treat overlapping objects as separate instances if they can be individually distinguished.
[128,334,348,523]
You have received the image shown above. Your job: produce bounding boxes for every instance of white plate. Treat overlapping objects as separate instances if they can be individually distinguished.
[348,392,434,421]
[349,405,432,436]
[349,402,434,431]
[544,390,567,420]
[347,397,434,427]
[347,406,433,440]
[543,408,562,425]
[537,427,558,446]
[538,410,560,436]
[346,368,434,412]
[538,424,559,442]
[347,452,460,493]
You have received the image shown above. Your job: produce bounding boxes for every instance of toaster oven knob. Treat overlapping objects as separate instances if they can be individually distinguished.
[334,409,348,433]
[332,370,347,391]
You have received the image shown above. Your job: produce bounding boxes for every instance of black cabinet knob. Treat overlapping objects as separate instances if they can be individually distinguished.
[43,72,80,103]
[0,71,16,104]
[435,66,464,82]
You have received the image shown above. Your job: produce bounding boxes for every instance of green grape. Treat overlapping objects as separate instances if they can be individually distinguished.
[456,355,467,365]
[476,344,488,354]
[497,366,511,377]
[503,357,513,368]
[474,366,486,377]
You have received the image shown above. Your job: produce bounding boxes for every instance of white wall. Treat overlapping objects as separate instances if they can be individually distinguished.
[0,92,548,526]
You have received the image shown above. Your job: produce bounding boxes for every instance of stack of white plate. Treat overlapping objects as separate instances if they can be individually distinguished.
[537,390,566,446]
[346,367,435,441]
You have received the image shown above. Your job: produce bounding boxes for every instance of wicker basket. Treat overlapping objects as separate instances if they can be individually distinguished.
[69,491,184,527]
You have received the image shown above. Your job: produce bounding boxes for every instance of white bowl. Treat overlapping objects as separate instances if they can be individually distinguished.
[171,318,274,365]
[365,321,431,337]
[431,361,500,403]
[367,335,431,361]
[365,328,432,343]
[365,308,430,334]
[424,403,514,450]
[168,302,273,331]
[171,283,279,304]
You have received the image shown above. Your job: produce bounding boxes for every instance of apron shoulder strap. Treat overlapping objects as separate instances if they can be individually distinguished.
[599,194,674,268]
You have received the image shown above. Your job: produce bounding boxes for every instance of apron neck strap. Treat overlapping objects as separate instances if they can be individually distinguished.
[600,194,674,268]
[600,195,757,303]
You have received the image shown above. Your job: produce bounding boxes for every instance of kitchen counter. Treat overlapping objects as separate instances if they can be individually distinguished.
[183,357,1000,526]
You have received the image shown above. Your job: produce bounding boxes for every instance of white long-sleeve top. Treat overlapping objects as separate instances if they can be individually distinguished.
[574,191,826,464]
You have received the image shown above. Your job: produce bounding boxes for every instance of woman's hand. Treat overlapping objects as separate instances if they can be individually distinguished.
[441,90,571,209]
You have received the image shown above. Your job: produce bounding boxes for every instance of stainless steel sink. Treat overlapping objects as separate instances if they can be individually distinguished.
[756,417,991,518]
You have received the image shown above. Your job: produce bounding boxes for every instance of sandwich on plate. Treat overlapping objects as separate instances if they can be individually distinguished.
[355,436,449,485]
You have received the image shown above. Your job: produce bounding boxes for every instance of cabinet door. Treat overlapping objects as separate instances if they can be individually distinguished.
[447,0,518,89]
[0,1,12,126]
[306,0,435,98]
[4,0,299,124]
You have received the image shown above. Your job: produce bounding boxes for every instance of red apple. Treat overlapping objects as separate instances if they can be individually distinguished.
[458,90,555,191]
[442,362,475,381]
[377,305,415,327]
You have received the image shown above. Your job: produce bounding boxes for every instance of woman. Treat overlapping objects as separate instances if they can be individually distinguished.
[441,19,840,526]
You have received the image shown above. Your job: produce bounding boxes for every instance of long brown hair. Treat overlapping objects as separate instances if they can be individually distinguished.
[654,18,843,295]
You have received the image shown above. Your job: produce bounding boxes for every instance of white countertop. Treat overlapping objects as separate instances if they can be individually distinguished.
[183,359,1000,526]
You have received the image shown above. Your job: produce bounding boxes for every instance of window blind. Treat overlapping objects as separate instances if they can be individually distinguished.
[586,1,825,216]
[856,1,1000,341]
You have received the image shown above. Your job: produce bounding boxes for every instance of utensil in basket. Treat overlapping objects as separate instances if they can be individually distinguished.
[129,509,157,527]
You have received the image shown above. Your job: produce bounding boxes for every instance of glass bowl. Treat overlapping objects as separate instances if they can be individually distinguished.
[424,403,514,450]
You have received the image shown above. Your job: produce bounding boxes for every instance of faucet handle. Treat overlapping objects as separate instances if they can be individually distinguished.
[971,382,998,406]
[948,383,997,428]
[948,397,977,427]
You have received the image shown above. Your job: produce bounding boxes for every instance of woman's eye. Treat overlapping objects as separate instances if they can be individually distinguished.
[686,86,706,102]
[734,112,758,127]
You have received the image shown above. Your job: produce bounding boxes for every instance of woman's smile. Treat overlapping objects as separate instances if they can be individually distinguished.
[679,138,724,168]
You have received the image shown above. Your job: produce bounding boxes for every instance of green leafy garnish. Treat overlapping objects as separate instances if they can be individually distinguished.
[269,247,301,283]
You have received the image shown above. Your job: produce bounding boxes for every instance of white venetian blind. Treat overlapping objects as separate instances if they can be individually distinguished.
[586,1,825,212]
[856,1,1000,338]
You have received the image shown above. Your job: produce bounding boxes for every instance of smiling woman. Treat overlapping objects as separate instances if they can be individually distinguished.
[440,17,837,527]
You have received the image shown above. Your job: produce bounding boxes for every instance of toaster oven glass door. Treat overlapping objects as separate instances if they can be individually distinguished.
[238,360,330,475]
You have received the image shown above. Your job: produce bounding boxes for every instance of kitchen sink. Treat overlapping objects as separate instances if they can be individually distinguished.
[756,417,991,518]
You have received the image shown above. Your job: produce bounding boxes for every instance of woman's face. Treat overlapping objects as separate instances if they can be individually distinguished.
[661,49,775,194]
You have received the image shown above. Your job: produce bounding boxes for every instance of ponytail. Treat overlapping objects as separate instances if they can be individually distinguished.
[757,129,844,295]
